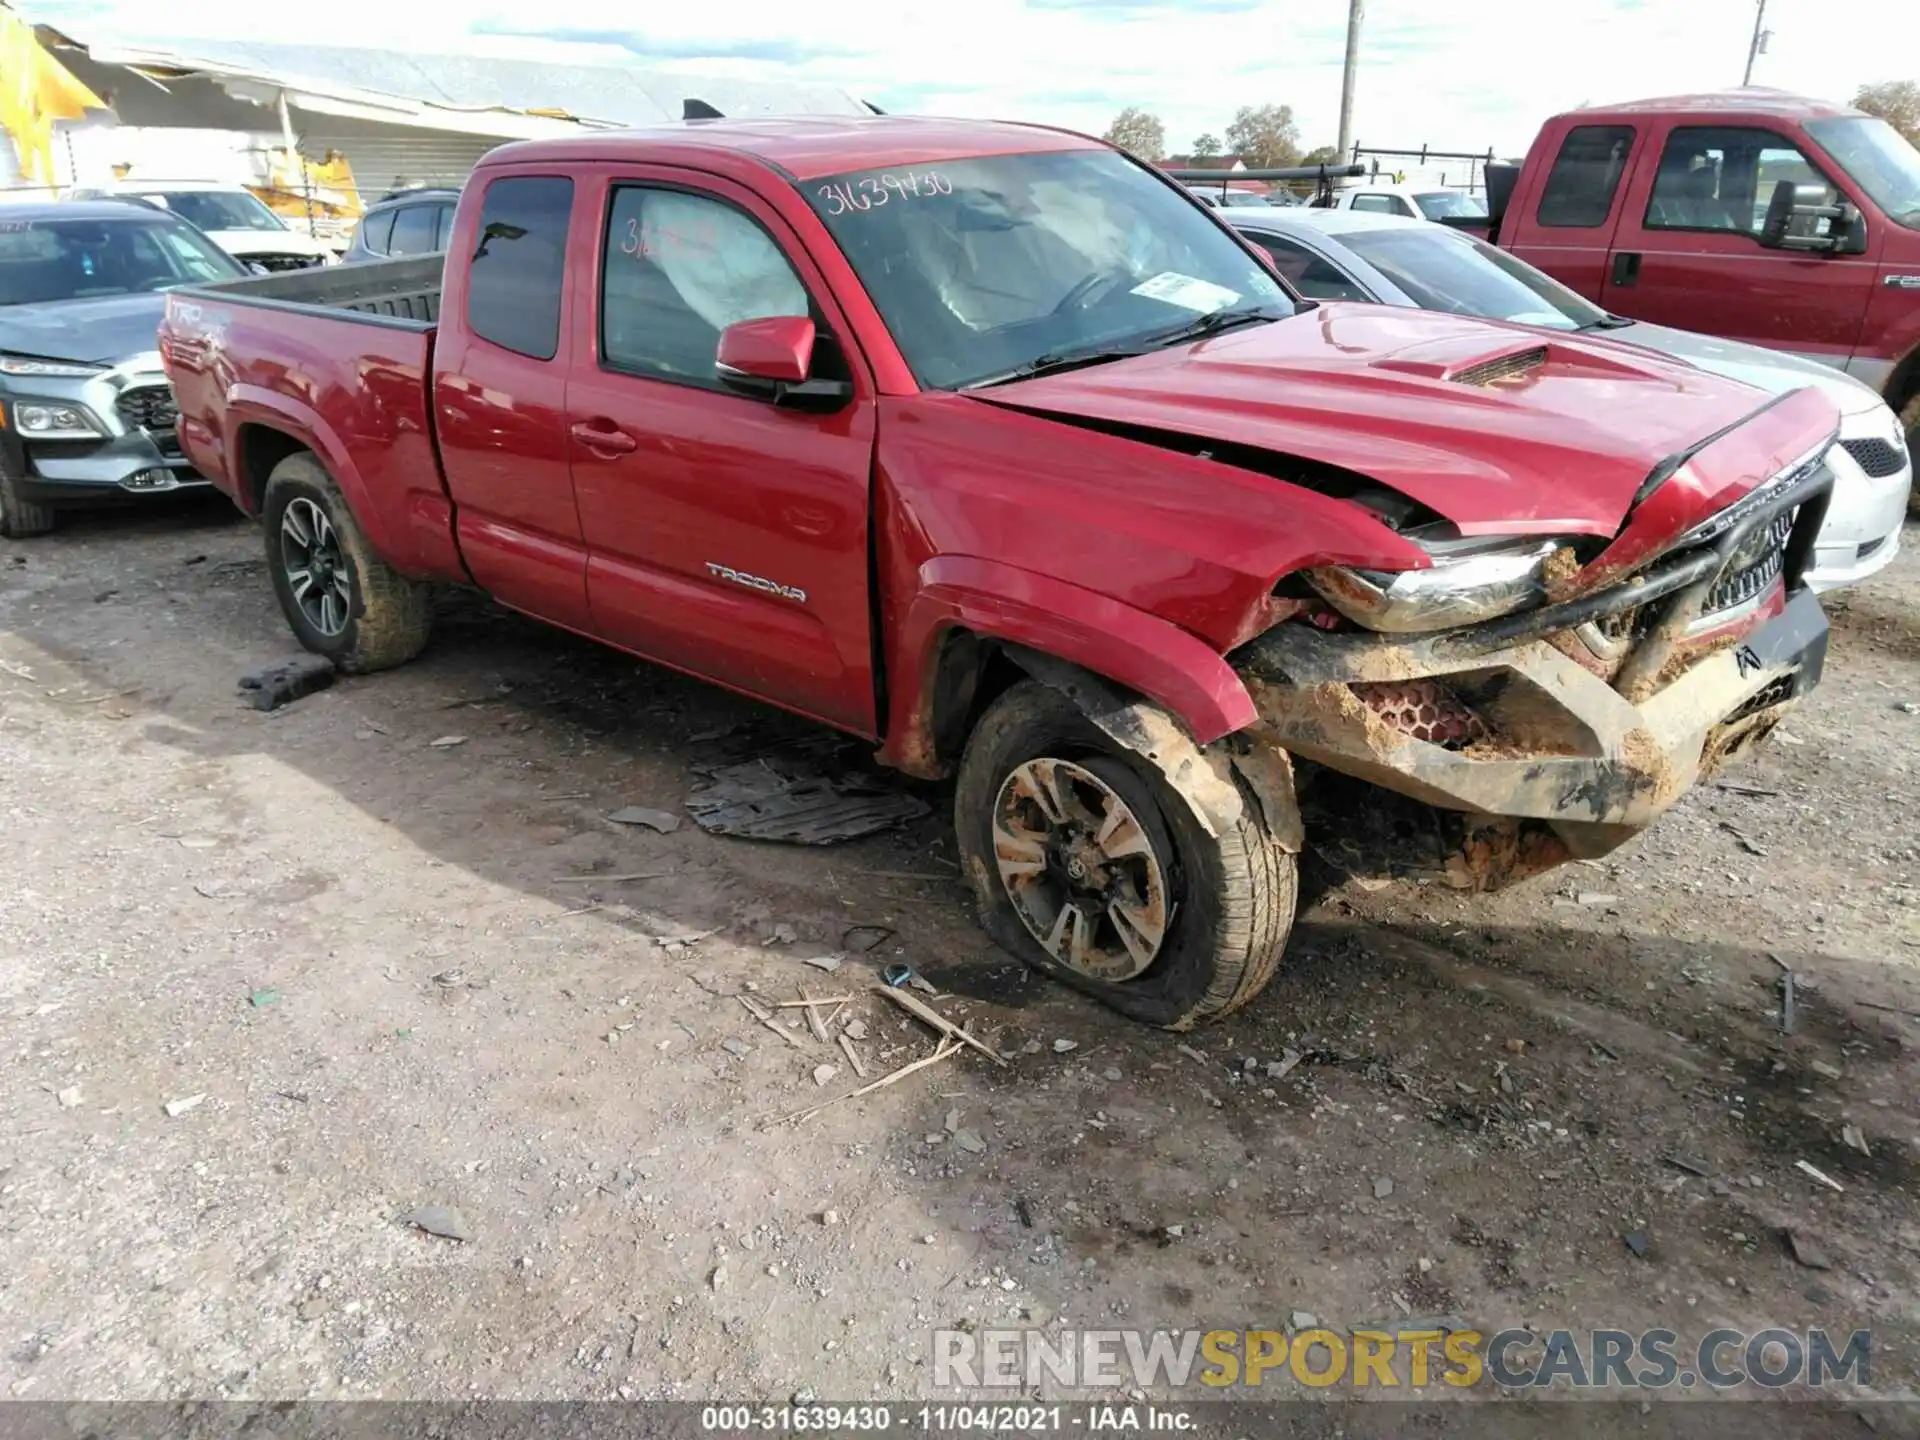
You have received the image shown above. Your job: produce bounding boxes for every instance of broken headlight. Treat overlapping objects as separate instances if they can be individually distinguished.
[1306,534,1572,634]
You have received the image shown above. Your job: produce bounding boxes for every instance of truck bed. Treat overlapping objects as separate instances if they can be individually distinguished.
[181,255,442,325]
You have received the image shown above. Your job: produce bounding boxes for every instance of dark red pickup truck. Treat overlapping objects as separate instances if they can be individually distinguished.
[1481,90,1920,456]
[162,116,1839,1028]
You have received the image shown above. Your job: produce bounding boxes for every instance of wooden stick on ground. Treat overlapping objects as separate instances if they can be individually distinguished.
[874,986,1008,1067]
[837,1031,870,1079]
[799,986,831,1044]
[772,1038,959,1126]
[738,994,807,1050]
[773,995,854,1009]
[553,871,669,884]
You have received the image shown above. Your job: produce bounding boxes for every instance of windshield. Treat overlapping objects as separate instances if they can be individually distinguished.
[1413,191,1488,220]
[0,217,246,306]
[1338,226,1606,331]
[802,148,1290,389]
[150,190,288,233]
[1806,115,1920,229]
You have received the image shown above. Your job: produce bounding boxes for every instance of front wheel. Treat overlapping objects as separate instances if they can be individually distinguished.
[955,680,1297,1029]
[0,449,54,538]
[262,453,432,673]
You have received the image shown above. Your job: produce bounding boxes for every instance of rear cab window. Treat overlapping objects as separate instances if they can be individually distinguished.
[1536,124,1636,228]
[466,175,573,360]
[389,204,439,256]
[1244,233,1370,302]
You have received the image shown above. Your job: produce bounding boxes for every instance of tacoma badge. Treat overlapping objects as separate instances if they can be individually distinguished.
[706,562,808,603]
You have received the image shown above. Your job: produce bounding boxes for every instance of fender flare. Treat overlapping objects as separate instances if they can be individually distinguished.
[221,386,400,559]
[885,556,1258,769]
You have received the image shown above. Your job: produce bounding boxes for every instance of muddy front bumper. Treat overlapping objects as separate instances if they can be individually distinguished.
[1232,458,1834,868]
[1237,587,1824,836]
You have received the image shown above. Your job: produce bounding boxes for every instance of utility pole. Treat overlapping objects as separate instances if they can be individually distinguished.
[1337,0,1364,162]
[1743,0,1769,86]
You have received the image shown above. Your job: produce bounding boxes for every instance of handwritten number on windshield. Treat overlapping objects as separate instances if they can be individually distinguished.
[818,170,953,215]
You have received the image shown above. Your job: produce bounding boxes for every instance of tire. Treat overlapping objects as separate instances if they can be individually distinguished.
[261,452,432,673]
[0,448,55,538]
[1901,394,1920,517]
[955,679,1297,1030]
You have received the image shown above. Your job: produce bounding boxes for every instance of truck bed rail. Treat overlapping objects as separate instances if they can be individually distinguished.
[176,255,442,328]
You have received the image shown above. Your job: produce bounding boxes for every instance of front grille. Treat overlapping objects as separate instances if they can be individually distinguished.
[1449,346,1548,389]
[1840,436,1907,478]
[1702,510,1794,615]
[248,253,326,272]
[1729,673,1797,723]
[1352,679,1489,749]
[116,384,179,434]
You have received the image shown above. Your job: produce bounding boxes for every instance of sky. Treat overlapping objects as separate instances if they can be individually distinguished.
[15,0,1920,159]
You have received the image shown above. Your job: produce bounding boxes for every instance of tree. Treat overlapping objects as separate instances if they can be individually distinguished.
[1854,80,1920,147]
[1224,104,1300,169]
[1103,107,1167,162]
[1298,144,1339,168]
[1190,132,1222,160]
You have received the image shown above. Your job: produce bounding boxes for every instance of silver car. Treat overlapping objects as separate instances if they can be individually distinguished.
[1231,207,1911,593]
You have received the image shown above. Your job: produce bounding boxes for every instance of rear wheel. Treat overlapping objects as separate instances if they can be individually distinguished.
[0,449,55,538]
[955,680,1296,1029]
[262,452,432,673]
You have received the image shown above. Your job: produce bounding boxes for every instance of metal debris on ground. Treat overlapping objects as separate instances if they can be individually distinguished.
[764,924,797,946]
[873,986,1008,1067]
[1662,1155,1711,1177]
[237,655,335,712]
[684,759,929,845]
[163,1094,206,1118]
[406,1204,474,1242]
[843,925,895,953]
[1622,1230,1650,1258]
[721,1038,751,1058]
[1719,820,1767,856]
[56,1086,82,1109]
[1266,1051,1304,1081]
[1841,1124,1872,1158]
[249,989,280,1008]
[1795,1160,1846,1193]
[802,953,845,974]
[811,1064,839,1087]
[428,735,468,748]
[952,1128,987,1155]
[606,806,682,834]
[1786,1231,1833,1270]
[554,871,668,885]
[1052,1039,1078,1054]
[1781,969,1797,1035]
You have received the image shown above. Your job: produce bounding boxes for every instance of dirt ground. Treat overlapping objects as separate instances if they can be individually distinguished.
[1,495,1917,1432]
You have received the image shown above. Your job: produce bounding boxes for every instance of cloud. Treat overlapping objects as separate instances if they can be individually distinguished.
[16,0,1920,159]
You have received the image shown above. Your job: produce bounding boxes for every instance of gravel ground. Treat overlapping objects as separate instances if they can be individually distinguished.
[1,496,1916,1433]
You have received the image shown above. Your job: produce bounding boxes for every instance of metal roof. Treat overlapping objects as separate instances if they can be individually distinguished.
[33,28,872,132]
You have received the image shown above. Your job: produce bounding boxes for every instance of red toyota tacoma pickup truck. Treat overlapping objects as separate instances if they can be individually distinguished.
[1477,90,1920,461]
[161,117,1839,1029]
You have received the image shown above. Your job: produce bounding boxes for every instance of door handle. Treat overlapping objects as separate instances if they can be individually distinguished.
[1611,251,1642,288]
[570,420,637,454]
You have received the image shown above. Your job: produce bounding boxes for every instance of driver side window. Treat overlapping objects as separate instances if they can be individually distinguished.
[1645,126,1839,237]
[600,186,817,390]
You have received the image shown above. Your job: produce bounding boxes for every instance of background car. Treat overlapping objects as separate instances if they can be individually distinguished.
[1231,206,1912,593]
[0,201,247,536]
[338,186,460,265]
[68,181,334,271]
[1329,182,1489,222]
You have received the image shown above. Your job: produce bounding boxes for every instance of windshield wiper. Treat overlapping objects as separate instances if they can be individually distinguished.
[965,305,1286,389]
[1579,313,1637,330]
[964,345,1147,389]
[1138,303,1287,351]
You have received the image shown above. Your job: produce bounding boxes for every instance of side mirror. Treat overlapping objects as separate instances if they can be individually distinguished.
[715,314,851,410]
[1759,179,1862,254]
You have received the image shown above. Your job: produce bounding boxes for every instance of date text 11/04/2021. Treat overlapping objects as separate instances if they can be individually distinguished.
[700,1406,1197,1432]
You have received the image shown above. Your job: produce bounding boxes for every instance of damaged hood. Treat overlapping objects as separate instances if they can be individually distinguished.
[974,303,1836,539]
